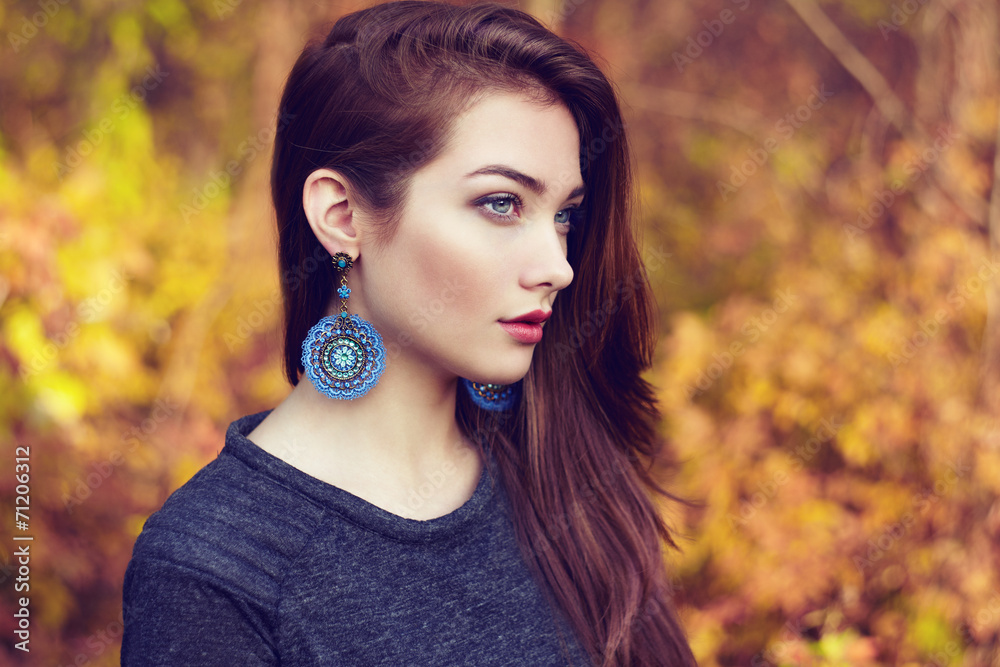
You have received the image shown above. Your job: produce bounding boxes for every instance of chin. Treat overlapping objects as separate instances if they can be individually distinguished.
[456,345,535,386]
[462,365,530,387]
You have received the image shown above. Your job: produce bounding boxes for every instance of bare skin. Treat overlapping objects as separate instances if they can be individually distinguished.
[247,90,583,520]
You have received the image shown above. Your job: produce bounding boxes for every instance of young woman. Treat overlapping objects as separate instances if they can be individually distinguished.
[122,2,698,665]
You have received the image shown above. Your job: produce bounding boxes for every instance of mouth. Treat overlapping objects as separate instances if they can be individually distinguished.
[500,309,551,325]
[498,321,544,344]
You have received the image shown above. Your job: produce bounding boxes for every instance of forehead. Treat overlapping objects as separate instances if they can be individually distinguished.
[416,90,583,192]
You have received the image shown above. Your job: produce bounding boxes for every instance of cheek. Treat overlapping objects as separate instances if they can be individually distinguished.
[375,208,508,330]
[383,228,494,327]
[414,247,496,323]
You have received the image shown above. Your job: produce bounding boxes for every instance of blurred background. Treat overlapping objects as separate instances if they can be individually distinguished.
[1,0,999,664]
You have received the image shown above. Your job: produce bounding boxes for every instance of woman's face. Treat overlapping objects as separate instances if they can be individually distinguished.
[357,90,583,385]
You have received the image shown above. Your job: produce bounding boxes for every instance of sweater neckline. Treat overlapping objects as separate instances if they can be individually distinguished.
[221,409,500,544]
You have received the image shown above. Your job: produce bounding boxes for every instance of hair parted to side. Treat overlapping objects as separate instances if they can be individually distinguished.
[271,2,698,665]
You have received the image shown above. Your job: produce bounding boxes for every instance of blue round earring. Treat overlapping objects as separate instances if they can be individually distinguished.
[301,252,386,400]
[461,378,521,412]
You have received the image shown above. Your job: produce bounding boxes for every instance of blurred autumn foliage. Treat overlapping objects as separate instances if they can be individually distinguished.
[1,0,999,664]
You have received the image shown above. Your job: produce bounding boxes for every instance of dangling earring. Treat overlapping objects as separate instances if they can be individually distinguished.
[301,252,386,400]
[461,378,521,412]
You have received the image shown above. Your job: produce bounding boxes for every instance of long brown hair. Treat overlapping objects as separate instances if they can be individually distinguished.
[271,2,697,665]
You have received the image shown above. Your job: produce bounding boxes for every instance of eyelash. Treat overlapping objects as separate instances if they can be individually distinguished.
[475,192,586,233]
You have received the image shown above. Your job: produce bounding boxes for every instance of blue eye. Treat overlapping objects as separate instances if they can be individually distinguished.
[476,193,523,222]
[556,206,586,233]
[489,198,515,215]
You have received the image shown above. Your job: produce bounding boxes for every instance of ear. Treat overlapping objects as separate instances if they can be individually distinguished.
[303,168,365,258]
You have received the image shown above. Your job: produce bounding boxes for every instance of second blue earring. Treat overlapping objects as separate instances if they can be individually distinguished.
[461,378,521,412]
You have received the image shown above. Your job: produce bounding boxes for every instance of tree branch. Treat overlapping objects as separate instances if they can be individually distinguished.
[783,0,987,226]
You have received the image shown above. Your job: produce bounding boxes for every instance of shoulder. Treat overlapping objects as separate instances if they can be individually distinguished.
[126,436,328,603]
[121,410,338,665]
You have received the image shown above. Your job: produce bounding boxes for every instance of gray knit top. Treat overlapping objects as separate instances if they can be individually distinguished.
[122,409,593,666]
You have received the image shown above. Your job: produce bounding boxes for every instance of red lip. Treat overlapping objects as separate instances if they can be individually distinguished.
[499,321,543,344]
[500,309,551,324]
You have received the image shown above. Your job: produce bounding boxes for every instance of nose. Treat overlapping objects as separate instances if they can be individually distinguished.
[520,217,574,293]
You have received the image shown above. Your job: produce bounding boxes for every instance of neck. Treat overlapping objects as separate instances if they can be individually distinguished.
[259,354,477,486]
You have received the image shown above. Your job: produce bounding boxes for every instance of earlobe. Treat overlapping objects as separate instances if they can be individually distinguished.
[303,168,361,256]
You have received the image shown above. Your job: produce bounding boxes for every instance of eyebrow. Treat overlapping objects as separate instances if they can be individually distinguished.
[465,164,586,200]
